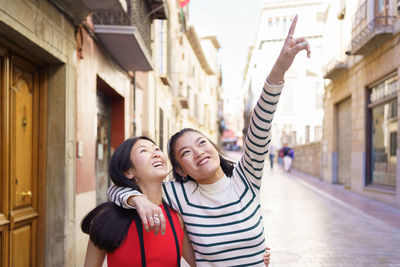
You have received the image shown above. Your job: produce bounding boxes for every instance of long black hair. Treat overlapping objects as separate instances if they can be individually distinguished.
[81,136,156,252]
[167,128,235,183]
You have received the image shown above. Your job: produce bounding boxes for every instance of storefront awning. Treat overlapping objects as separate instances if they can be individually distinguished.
[94,25,153,72]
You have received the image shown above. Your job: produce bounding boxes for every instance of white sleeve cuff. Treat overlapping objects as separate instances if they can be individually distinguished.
[121,191,143,209]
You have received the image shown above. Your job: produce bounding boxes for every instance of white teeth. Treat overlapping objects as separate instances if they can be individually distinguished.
[153,161,163,167]
[198,158,208,166]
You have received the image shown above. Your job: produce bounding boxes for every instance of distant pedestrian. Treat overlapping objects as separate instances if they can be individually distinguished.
[281,143,294,172]
[269,144,276,169]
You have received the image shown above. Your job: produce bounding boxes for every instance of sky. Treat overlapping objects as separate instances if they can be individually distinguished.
[189,0,262,94]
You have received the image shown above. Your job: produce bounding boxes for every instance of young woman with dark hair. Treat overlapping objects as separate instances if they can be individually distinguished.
[107,15,310,266]
[81,136,196,267]
[168,128,235,183]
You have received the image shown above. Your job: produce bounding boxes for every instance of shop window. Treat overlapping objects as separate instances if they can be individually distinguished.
[367,75,397,188]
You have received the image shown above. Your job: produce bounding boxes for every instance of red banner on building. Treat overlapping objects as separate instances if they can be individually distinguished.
[178,0,190,8]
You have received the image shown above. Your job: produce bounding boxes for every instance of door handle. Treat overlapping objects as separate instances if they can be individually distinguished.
[21,191,32,198]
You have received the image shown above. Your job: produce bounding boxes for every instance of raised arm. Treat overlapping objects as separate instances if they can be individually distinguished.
[107,185,167,235]
[240,15,311,190]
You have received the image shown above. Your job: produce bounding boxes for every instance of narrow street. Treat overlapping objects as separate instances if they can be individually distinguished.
[224,150,400,266]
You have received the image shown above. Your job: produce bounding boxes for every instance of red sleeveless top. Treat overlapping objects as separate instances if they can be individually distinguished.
[107,204,184,267]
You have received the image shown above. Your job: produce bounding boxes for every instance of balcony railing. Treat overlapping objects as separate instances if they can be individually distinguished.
[87,0,166,72]
[351,15,395,55]
[92,10,130,26]
[323,58,348,80]
[92,0,155,52]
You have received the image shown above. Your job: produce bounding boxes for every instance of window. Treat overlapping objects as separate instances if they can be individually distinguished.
[368,75,397,188]
[282,17,287,30]
[275,17,280,27]
[268,18,273,27]
[377,0,386,13]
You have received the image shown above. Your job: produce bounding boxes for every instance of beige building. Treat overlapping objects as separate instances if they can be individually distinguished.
[136,0,222,152]
[322,0,400,208]
[164,2,222,144]
[243,0,325,148]
[0,0,170,266]
[0,0,222,266]
[0,0,91,266]
[185,26,221,142]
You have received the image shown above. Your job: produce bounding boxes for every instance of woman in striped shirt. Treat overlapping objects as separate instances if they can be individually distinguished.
[108,15,310,266]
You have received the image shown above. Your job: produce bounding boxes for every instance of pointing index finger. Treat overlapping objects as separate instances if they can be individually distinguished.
[285,14,298,44]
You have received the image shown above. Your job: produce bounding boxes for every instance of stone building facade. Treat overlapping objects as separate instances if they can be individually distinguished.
[322,0,400,208]
[0,0,89,266]
[0,0,222,266]
[243,0,325,149]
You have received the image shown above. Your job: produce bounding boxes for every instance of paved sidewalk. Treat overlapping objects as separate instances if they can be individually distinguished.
[223,150,400,266]
[288,169,400,231]
[260,167,400,266]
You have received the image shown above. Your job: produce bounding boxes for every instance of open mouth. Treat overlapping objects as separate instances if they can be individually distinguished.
[152,160,164,168]
[197,157,210,166]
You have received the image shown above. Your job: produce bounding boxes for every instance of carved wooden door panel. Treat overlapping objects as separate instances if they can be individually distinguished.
[1,49,41,267]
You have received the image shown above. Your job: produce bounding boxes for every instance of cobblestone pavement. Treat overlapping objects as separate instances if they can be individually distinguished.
[223,150,400,267]
[262,170,400,266]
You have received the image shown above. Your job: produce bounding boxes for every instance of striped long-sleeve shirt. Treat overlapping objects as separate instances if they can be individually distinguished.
[108,80,283,266]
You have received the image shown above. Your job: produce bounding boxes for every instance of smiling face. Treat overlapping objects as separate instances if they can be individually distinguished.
[128,139,168,184]
[173,131,224,184]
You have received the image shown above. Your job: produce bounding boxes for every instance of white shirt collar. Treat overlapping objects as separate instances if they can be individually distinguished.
[198,175,230,195]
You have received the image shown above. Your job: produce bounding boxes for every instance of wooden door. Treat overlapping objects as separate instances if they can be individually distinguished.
[0,47,45,267]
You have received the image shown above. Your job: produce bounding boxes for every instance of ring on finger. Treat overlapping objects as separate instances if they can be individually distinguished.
[153,214,160,224]
[288,34,293,38]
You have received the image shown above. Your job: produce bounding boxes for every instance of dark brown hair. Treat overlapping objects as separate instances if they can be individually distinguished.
[81,136,156,252]
[167,128,235,183]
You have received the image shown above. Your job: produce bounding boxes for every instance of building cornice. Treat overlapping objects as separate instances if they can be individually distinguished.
[186,26,214,75]
[202,36,221,49]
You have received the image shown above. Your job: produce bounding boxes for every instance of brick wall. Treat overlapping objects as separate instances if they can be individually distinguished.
[292,142,321,178]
